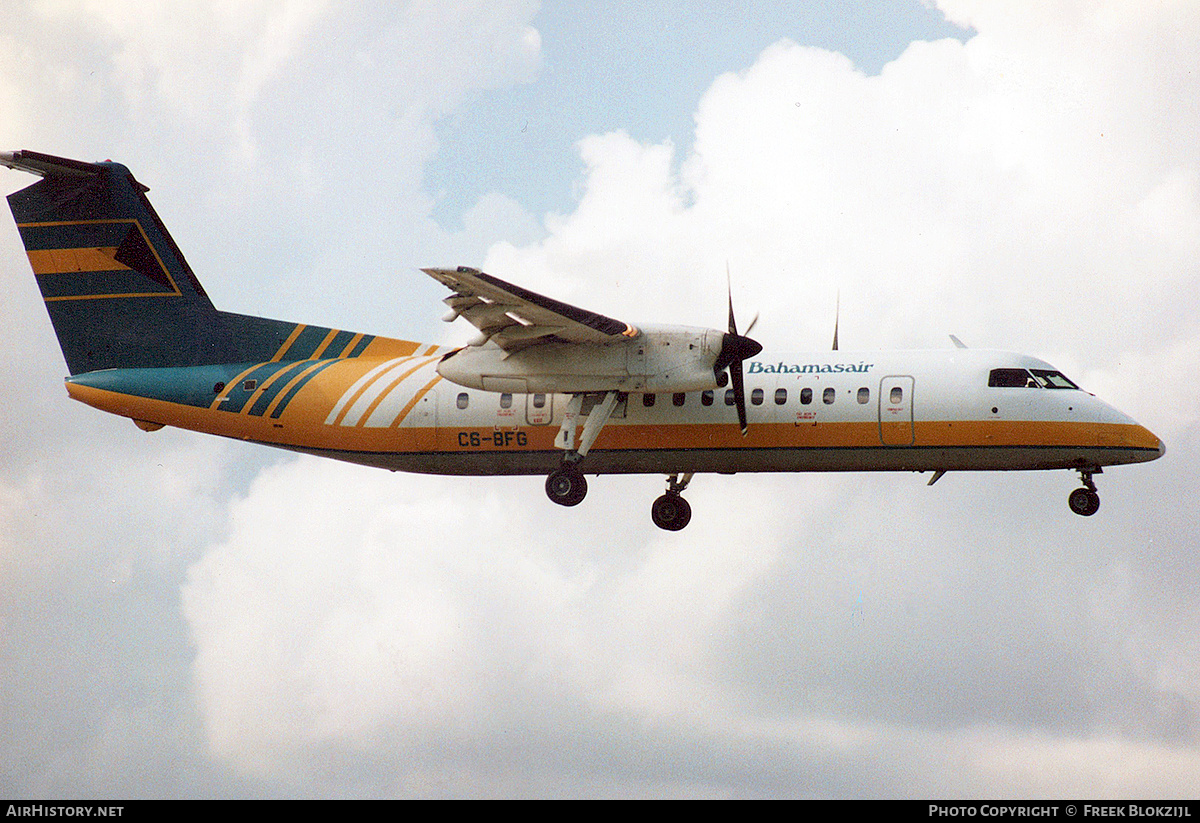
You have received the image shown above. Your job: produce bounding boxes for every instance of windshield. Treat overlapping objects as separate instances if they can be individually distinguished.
[989,367,1079,390]
[1030,369,1079,389]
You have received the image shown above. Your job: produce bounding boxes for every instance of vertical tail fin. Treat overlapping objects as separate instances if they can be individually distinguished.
[4,150,226,374]
[5,150,409,375]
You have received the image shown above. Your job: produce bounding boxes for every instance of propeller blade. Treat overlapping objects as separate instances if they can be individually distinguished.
[744,311,759,337]
[716,332,761,437]
[722,262,761,436]
[726,264,738,335]
[832,291,840,351]
[730,356,749,436]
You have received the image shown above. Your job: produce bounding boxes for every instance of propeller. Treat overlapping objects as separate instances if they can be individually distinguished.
[714,268,763,436]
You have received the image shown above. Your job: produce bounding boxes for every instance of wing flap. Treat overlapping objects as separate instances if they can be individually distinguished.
[423,266,637,349]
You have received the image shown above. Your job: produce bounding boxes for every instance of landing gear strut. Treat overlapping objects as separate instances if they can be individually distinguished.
[651,473,693,531]
[1068,467,1101,517]
[545,391,622,508]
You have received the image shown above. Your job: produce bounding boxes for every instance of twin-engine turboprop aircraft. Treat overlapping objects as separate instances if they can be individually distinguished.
[3,150,1164,530]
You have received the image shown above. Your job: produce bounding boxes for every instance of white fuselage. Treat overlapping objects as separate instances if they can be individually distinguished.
[63,344,1163,478]
[338,347,1162,477]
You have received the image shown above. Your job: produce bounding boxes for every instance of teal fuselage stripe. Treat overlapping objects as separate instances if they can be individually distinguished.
[66,359,346,419]
[269,360,340,418]
[246,361,314,416]
[221,363,290,413]
[347,335,374,358]
[68,363,244,408]
[279,325,333,361]
[322,329,357,357]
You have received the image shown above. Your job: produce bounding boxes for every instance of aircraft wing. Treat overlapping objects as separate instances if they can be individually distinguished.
[423,267,638,349]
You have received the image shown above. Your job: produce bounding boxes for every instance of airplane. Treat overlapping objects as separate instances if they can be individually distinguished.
[2,150,1165,530]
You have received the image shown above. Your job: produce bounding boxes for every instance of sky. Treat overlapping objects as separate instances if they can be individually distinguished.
[1,0,1199,799]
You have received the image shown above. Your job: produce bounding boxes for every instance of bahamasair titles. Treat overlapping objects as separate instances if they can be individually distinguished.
[2,151,1164,530]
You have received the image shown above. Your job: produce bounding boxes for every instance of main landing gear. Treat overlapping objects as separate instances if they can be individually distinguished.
[545,391,699,530]
[545,390,613,509]
[1068,466,1101,517]
[545,463,587,507]
[544,463,696,532]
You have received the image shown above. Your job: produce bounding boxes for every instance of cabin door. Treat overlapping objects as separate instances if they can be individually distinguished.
[526,392,553,425]
[878,376,914,446]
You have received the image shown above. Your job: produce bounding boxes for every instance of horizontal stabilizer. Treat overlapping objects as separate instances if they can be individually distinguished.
[2,150,110,181]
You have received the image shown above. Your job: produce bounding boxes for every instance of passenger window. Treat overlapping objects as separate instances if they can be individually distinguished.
[775,388,787,405]
[800,388,813,405]
[456,392,469,410]
[823,387,836,405]
[673,392,686,407]
[751,388,764,406]
[857,387,870,404]
[533,393,546,409]
[701,390,714,407]
[500,393,513,409]
[643,393,655,407]
[724,389,736,406]
[890,386,903,404]
[243,379,257,392]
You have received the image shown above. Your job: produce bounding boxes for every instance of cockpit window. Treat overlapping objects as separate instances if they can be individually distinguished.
[1030,369,1079,389]
[989,368,1036,388]
[989,367,1079,389]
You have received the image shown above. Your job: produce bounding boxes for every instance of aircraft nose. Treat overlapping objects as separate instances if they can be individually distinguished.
[1093,396,1164,464]
[1134,423,1165,463]
[1128,424,1166,464]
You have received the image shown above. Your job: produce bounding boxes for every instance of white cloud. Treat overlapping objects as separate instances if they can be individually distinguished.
[2,1,546,335]
[21,1,329,150]
[485,5,1200,424]
[180,460,1200,794]
[180,459,804,784]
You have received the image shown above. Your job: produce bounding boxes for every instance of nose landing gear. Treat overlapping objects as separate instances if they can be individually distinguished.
[1068,467,1101,517]
[651,473,693,531]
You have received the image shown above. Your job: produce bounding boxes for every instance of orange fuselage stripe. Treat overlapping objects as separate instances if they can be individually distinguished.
[64,382,1159,457]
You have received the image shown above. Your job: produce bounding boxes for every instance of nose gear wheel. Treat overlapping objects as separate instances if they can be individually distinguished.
[651,473,694,531]
[651,493,691,531]
[1068,467,1101,517]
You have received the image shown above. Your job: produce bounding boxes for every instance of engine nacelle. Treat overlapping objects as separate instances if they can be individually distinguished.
[437,325,726,395]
